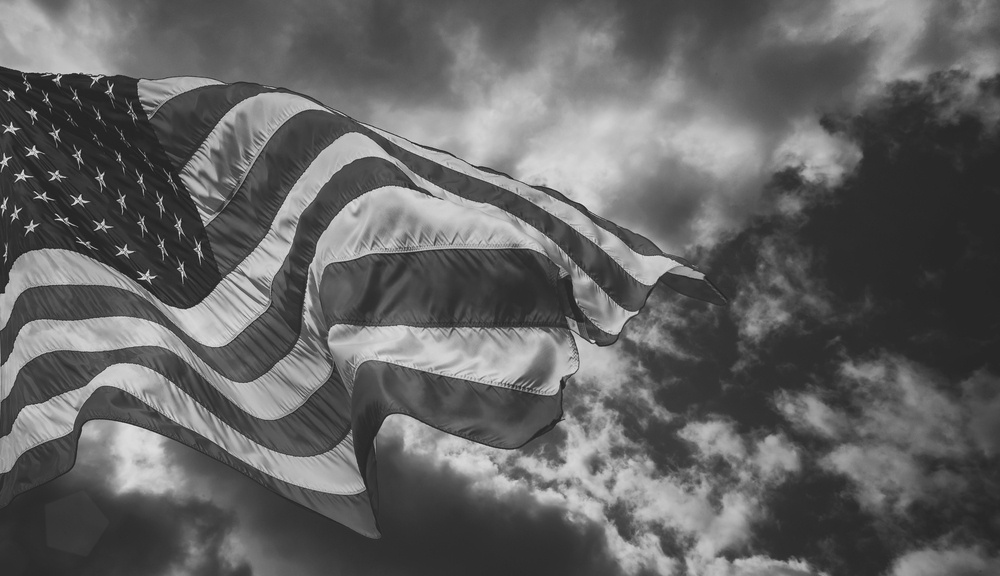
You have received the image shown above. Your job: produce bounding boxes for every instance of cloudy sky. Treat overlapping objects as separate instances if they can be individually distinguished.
[2,0,1000,574]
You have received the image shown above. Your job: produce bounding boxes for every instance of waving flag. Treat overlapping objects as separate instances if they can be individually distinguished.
[0,66,725,537]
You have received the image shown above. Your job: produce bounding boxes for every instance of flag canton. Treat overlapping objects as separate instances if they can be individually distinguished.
[0,67,220,306]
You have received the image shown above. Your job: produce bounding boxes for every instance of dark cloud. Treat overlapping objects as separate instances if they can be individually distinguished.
[0,425,251,576]
[631,70,1000,574]
[158,430,626,576]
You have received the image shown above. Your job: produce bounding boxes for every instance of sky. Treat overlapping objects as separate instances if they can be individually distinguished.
[1,0,999,574]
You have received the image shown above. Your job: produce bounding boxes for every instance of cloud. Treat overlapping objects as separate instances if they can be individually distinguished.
[698,555,827,576]
[0,423,251,576]
[778,354,993,513]
[889,545,1000,576]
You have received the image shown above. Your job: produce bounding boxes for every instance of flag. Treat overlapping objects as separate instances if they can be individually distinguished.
[0,65,725,537]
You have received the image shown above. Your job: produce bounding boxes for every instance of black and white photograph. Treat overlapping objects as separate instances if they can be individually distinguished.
[1,1,998,575]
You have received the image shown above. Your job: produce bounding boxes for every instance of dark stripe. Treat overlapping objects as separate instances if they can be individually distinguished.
[319,249,568,328]
[0,386,380,538]
[2,157,432,378]
[204,109,357,273]
[559,276,617,346]
[349,361,564,501]
[658,267,729,306]
[148,82,271,168]
[1,346,350,456]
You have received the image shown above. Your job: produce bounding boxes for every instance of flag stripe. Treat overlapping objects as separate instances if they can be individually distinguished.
[2,347,350,456]
[328,325,578,397]
[0,386,380,538]
[138,76,225,121]
[180,92,327,225]
[318,249,567,328]
[144,80,262,166]
[350,361,564,491]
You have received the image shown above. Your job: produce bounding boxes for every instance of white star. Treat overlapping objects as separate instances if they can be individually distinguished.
[127,107,138,125]
[48,169,66,183]
[136,173,146,194]
[64,111,77,127]
[156,235,167,260]
[105,82,115,102]
[32,190,53,203]
[53,74,62,87]
[0,196,7,215]
[10,205,21,222]
[93,106,104,125]
[14,170,33,183]
[48,126,61,145]
[42,91,52,109]
[138,269,157,284]
[55,214,77,228]
[2,88,13,101]
[2,121,20,135]
[24,145,43,159]
[90,74,104,88]
[22,74,32,92]
[115,151,126,171]
[0,153,10,172]
[26,109,38,124]
[75,237,95,250]
[155,192,165,217]
[93,219,114,233]
[194,239,204,264]
[71,87,81,108]
[23,219,39,235]
[116,127,129,146]
[137,215,148,237]
[116,190,127,213]
[176,259,187,284]
[70,193,90,207]
[95,169,106,191]
[72,145,84,168]
[115,244,135,258]
[173,214,185,239]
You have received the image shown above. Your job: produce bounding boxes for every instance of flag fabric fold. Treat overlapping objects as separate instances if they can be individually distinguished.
[0,66,725,537]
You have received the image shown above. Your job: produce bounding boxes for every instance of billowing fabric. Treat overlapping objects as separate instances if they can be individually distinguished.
[0,65,725,537]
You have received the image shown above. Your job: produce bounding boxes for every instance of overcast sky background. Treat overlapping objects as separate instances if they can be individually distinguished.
[2,1,999,575]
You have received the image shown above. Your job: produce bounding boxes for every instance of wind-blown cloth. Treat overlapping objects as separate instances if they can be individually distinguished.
[0,66,725,537]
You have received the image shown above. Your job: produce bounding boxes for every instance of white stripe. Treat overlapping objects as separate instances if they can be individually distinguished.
[664,265,705,280]
[328,325,579,397]
[181,92,326,225]
[358,120,678,286]
[0,364,365,494]
[137,76,224,120]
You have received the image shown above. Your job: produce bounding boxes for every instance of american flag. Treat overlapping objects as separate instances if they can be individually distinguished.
[0,66,725,537]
